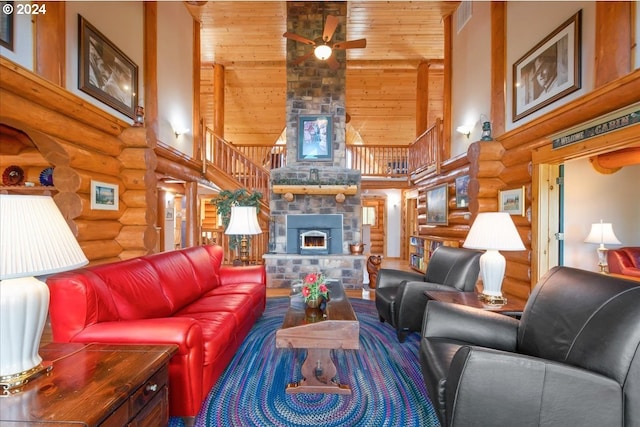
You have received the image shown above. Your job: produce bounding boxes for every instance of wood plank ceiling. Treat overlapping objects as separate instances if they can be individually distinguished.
[186,1,459,148]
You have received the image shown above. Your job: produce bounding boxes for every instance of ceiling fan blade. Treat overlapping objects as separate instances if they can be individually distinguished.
[292,51,315,66]
[327,55,340,70]
[283,32,316,46]
[333,38,367,50]
[322,15,339,42]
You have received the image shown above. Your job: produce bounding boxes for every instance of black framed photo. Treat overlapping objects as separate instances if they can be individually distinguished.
[426,183,449,226]
[0,1,13,51]
[78,15,138,119]
[297,115,333,161]
[512,10,581,122]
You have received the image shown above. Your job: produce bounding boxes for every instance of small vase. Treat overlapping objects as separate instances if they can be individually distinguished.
[305,296,320,309]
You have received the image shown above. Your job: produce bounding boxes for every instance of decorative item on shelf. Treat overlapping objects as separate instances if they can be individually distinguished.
[39,167,54,186]
[584,219,621,273]
[133,106,145,127]
[2,165,25,186]
[224,206,262,265]
[480,122,493,141]
[0,195,88,391]
[349,242,365,255]
[301,272,329,309]
[463,212,525,304]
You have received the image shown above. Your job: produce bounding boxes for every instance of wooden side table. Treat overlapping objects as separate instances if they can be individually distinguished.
[424,290,527,317]
[0,343,177,427]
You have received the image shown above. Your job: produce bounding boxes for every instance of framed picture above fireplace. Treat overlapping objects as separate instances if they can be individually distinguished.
[297,115,333,161]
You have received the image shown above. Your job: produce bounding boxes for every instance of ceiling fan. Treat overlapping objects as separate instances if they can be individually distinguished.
[283,15,367,70]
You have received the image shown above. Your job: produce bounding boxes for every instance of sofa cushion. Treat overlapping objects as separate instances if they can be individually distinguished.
[173,310,236,365]
[145,250,202,312]
[176,293,255,330]
[90,258,173,320]
[182,246,221,292]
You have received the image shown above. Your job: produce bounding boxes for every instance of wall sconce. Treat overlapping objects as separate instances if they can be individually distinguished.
[456,125,472,138]
[174,128,189,139]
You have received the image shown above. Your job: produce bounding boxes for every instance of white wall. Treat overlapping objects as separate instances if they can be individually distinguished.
[65,2,145,124]
[0,2,33,69]
[450,1,492,157]
[157,2,194,155]
[563,159,640,272]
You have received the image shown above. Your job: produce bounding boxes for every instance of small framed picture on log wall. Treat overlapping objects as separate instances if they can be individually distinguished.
[78,15,138,119]
[91,180,119,211]
[0,2,13,51]
[426,183,449,226]
[499,186,525,216]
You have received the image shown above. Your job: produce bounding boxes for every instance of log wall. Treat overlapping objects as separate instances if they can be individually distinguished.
[0,58,157,264]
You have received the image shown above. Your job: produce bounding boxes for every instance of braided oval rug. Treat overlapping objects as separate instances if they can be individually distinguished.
[170,297,439,427]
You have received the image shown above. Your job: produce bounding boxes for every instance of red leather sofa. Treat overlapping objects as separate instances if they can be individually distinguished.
[46,245,266,417]
[607,247,640,277]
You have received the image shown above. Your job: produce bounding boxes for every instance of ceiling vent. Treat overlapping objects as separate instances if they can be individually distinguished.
[456,1,473,34]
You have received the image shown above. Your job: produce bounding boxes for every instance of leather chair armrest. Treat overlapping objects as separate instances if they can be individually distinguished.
[376,268,424,290]
[445,346,622,427]
[395,281,457,333]
[422,301,519,351]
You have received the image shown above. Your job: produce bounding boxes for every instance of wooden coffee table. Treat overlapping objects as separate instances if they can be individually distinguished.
[275,281,359,394]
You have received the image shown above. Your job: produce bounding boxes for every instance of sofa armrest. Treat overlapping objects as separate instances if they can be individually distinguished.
[219,264,266,285]
[395,281,458,332]
[445,346,622,427]
[422,301,519,351]
[376,268,424,290]
[68,317,203,357]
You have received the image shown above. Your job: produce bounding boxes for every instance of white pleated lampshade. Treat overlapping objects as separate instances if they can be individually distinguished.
[463,212,525,251]
[584,220,621,245]
[224,206,262,236]
[0,195,88,279]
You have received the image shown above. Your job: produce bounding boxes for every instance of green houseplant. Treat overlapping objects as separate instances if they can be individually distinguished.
[210,189,262,251]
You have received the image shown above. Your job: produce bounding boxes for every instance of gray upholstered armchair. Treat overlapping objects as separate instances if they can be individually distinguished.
[420,266,640,427]
[375,246,481,342]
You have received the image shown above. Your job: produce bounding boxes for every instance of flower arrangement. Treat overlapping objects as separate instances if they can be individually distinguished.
[301,272,329,303]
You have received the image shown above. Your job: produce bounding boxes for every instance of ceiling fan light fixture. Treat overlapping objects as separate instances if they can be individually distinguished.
[314,44,332,60]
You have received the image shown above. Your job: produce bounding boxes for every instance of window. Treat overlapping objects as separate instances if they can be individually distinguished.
[362,206,376,226]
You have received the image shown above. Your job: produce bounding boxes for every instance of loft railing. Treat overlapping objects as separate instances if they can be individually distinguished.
[408,118,442,176]
[202,128,271,203]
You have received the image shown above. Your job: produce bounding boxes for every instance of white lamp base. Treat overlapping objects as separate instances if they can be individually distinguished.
[0,276,50,391]
[479,249,508,304]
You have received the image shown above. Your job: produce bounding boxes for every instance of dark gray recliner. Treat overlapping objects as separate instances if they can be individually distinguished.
[375,246,481,342]
[420,266,640,427]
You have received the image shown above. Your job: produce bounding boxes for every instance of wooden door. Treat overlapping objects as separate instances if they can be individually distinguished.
[362,196,385,255]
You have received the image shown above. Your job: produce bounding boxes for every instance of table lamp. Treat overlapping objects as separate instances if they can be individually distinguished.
[463,212,525,304]
[224,206,262,265]
[584,219,621,273]
[0,195,88,391]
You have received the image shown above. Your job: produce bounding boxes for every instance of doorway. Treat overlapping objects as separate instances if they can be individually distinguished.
[362,196,386,256]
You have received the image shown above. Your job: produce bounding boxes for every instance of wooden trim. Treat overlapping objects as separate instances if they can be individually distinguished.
[595,2,632,88]
[491,1,506,137]
[416,61,429,136]
[214,63,225,138]
[144,3,158,137]
[192,19,201,161]
[442,13,452,160]
[35,2,65,85]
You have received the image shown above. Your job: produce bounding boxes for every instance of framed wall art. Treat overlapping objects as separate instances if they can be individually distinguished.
[90,180,119,211]
[512,10,581,122]
[78,15,138,119]
[297,115,333,161]
[455,175,470,208]
[499,186,525,216]
[426,183,449,225]
[0,1,13,50]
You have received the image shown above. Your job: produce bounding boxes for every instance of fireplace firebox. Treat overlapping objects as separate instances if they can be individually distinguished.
[286,214,343,255]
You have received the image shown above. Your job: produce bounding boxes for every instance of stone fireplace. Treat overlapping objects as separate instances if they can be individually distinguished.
[263,2,365,289]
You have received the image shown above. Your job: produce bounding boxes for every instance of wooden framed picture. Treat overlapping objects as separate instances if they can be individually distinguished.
[455,175,470,208]
[91,180,119,211]
[499,186,525,216]
[0,1,13,50]
[78,15,138,119]
[426,184,448,225]
[512,10,581,121]
[297,115,333,161]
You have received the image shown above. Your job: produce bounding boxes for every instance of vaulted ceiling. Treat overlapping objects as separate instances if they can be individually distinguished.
[185,1,459,147]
